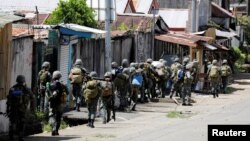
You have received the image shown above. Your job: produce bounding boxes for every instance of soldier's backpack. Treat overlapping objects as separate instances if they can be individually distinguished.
[69,67,83,84]
[221,65,230,77]
[114,73,128,88]
[102,81,112,97]
[209,66,219,78]
[132,73,143,87]
[177,69,185,82]
[39,70,49,84]
[84,80,98,100]
[60,83,68,105]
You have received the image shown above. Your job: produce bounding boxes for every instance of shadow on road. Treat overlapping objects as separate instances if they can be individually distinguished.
[25,135,81,141]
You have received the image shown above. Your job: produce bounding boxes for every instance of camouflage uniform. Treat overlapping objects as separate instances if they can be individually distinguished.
[207,60,221,98]
[100,72,114,123]
[37,61,51,113]
[69,59,86,112]
[84,72,101,128]
[7,75,34,141]
[191,60,200,91]
[130,68,143,111]
[182,65,193,106]
[48,71,67,136]
[169,58,182,98]
[221,60,232,93]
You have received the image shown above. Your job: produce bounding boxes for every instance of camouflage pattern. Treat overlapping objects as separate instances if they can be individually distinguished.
[7,77,33,140]
[182,70,193,105]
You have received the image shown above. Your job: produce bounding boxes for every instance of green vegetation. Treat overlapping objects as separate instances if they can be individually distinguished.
[43,121,69,132]
[45,0,97,27]
[166,111,196,118]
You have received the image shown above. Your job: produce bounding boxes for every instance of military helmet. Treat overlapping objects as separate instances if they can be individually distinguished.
[16,75,26,84]
[111,62,118,68]
[159,59,165,62]
[123,68,130,75]
[42,61,50,68]
[130,62,136,67]
[122,59,129,68]
[183,57,190,63]
[186,63,193,70]
[89,71,98,78]
[104,72,112,78]
[174,57,179,62]
[176,63,182,69]
[162,60,168,66]
[207,61,211,65]
[52,71,62,80]
[146,58,153,64]
[130,67,136,73]
[75,59,83,66]
[212,59,218,65]
[222,59,228,64]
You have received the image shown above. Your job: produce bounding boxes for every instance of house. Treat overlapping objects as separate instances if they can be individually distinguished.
[156,9,189,32]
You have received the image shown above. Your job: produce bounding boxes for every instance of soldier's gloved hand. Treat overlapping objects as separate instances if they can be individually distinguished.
[52,91,57,96]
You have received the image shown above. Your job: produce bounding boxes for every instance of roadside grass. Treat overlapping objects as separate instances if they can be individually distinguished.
[166,111,196,118]
[43,121,69,132]
[93,133,116,138]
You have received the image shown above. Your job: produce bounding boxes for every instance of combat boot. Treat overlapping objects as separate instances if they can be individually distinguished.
[90,119,95,128]
[87,118,91,127]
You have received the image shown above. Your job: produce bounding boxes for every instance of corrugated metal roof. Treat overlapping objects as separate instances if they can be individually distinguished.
[59,23,106,38]
[136,0,153,14]
[155,33,214,47]
[0,13,24,27]
[113,14,159,32]
[216,29,238,38]
[157,9,188,29]
[116,0,128,14]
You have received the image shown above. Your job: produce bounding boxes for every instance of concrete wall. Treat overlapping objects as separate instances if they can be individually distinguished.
[11,36,33,87]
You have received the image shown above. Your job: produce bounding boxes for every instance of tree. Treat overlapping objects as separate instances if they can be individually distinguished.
[238,16,250,62]
[46,0,97,27]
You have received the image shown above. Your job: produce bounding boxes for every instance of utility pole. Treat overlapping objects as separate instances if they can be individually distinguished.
[191,0,197,32]
[105,0,112,72]
[152,6,155,59]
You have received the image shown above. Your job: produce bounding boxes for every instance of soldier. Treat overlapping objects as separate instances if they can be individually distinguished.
[48,71,67,136]
[169,57,181,99]
[221,59,232,93]
[7,75,34,141]
[191,59,200,91]
[83,72,101,128]
[207,60,221,98]
[130,67,143,111]
[100,72,114,124]
[120,59,129,71]
[37,61,51,112]
[161,60,171,98]
[69,59,86,112]
[144,58,158,99]
[182,64,193,106]
[139,62,147,102]
[114,65,130,111]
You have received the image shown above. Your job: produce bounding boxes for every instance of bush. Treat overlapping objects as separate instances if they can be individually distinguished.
[233,47,246,72]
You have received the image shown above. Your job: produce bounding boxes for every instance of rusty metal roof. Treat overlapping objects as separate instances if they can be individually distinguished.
[113,14,159,32]
[155,33,214,47]
[212,2,235,18]
[0,13,23,28]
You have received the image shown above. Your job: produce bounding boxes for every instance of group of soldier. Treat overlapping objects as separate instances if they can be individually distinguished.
[5,56,232,141]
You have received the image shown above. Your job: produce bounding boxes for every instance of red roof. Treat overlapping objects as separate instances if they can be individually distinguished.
[12,28,30,37]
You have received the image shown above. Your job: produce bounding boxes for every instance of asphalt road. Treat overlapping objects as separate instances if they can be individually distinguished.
[24,81,250,141]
